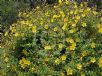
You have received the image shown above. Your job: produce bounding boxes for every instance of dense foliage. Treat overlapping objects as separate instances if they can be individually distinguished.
[1,1,102,76]
[0,0,101,29]
[0,0,17,29]
[0,0,29,29]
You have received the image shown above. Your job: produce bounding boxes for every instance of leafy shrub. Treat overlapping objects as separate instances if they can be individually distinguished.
[0,0,18,29]
[0,0,30,29]
[1,1,102,76]
[87,0,102,9]
[76,0,102,10]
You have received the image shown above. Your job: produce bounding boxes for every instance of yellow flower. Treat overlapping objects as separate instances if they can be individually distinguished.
[54,58,60,64]
[54,15,60,19]
[86,8,91,12]
[20,20,25,25]
[72,23,76,27]
[0,45,1,48]
[66,68,73,75]
[22,50,29,56]
[66,38,74,43]
[58,43,63,49]
[98,57,102,68]
[80,3,83,7]
[20,33,24,37]
[32,26,36,33]
[79,9,84,13]
[97,23,101,28]
[100,17,102,21]
[74,5,77,9]
[4,32,8,36]
[11,27,16,33]
[60,11,65,17]
[98,27,102,33]
[93,11,98,15]
[81,73,85,76]
[62,24,67,31]
[29,24,33,27]
[64,17,68,22]
[4,57,9,62]
[54,5,57,9]
[31,67,36,73]
[10,26,13,30]
[44,57,49,62]
[82,50,88,57]
[69,43,76,51]
[69,10,74,15]
[80,57,83,61]
[19,58,31,69]
[18,12,22,17]
[14,32,19,37]
[74,10,78,15]
[90,57,96,63]
[75,20,79,24]
[0,32,2,35]
[69,45,76,51]
[71,43,76,46]
[36,6,40,9]
[60,54,67,61]
[69,29,75,33]
[44,25,49,29]
[60,71,65,76]
[91,42,96,48]
[59,0,62,4]
[53,15,58,19]
[82,22,87,27]
[40,21,44,25]
[12,65,16,71]
[54,27,58,31]
[75,15,80,20]
[22,58,31,65]
[77,63,82,70]
[51,18,54,22]
[44,45,51,50]
[65,0,69,5]
[82,14,86,17]
[75,38,80,42]
[66,38,70,43]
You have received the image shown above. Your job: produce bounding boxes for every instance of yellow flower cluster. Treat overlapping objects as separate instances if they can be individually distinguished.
[90,57,96,63]
[54,58,60,64]
[60,54,67,61]
[44,45,51,50]
[32,26,37,33]
[22,50,29,56]
[58,0,62,4]
[66,38,74,43]
[66,68,73,75]
[19,58,31,69]
[98,57,102,68]
[91,42,96,48]
[77,63,82,70]
[54,54,67,65]
[58,43,63,49]
[82,22,87,27]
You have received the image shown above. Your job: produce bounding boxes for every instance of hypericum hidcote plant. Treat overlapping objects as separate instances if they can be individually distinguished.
[1,0,102,76]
